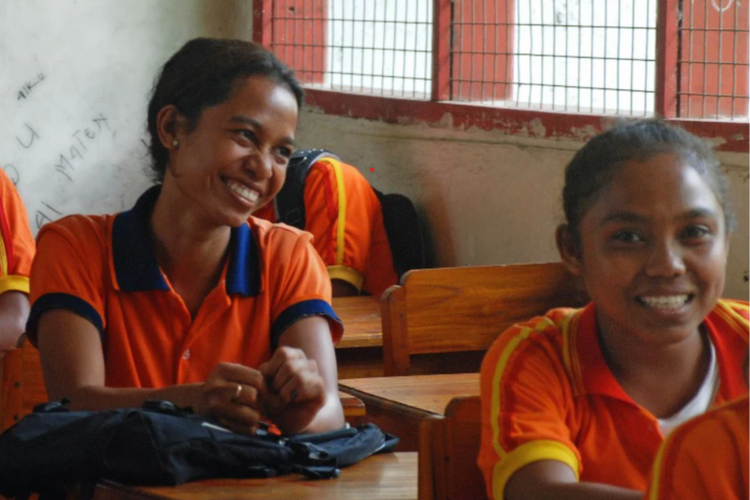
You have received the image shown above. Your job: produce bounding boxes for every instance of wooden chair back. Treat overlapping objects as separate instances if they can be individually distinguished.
[0,338,47,433]
[419,395,486,500]
[381,262,585,375]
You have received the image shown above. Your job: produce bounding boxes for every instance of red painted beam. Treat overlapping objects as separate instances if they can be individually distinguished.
[305,88,748,152]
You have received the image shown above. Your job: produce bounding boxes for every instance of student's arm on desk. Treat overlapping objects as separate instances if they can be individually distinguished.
[0,291,29,350]
[260,316,345,435]
[36,309,267,434]
[504,461,644,500]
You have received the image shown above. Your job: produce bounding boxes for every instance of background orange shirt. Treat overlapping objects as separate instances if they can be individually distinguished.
[255,158,398,297]
[0,167,34,295]
[647,394,749,500]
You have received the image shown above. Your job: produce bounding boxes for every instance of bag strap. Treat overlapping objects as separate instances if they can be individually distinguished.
[275,149,340,229]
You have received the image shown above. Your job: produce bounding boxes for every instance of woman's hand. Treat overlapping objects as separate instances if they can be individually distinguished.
[259,346,326,425]
[192,362,268,435]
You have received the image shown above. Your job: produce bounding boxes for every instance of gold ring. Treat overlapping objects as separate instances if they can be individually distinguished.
[233,384,243,401]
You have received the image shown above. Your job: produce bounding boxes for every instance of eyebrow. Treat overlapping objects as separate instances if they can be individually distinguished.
[601,208,721,224]
[229,115,296,147]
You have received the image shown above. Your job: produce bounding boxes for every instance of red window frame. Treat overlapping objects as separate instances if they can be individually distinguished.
[254,0,748,152]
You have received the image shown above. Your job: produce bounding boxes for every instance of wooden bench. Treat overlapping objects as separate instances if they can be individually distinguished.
[381,262,586,376]
[419,395,486,500]
[0,339,46,433]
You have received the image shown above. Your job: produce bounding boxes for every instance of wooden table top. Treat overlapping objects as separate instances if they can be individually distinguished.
[332,296,383,349]
[92,452,417,500]
[339,373,480,416]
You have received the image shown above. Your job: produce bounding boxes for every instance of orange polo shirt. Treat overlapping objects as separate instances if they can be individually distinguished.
[479,300,749,500]
[255,157,398,297]
[647,394,749,500]
[27,186,342,389]
[0,167,34,295]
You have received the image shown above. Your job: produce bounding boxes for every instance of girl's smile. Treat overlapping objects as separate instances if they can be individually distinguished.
[564,152,729,346]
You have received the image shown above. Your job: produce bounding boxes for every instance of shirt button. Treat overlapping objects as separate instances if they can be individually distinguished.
[182,350,191,360]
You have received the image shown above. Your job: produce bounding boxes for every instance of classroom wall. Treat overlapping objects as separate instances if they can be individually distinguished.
[2,1,747,300]
[296,110,750,300]
[0,0,252,231]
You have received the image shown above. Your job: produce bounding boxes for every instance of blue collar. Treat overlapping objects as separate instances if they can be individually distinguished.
[111,186,260,296]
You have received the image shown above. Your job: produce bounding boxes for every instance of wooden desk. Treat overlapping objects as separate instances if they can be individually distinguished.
[339,373,480,451]
[333,296,383,349]
[332,296,384,379]
[92,452,417,500]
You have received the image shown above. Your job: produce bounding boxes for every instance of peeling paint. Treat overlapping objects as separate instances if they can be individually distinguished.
[528,118,547,138]
[730,134,745,141]
[570,125,598,141]
[707,136,728,147]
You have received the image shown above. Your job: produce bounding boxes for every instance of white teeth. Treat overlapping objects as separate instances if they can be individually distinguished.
[640,295,689,309]
[226,179,259,203]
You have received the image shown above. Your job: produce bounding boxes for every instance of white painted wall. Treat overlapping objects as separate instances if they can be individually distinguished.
[297,110,750,299]
[0,0,253,231]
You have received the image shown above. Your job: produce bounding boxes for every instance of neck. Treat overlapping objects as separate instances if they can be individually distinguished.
[150,181,232,308]
[597,314,710,417]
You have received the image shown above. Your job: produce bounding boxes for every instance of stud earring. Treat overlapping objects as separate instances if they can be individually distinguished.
[172,139,179,148]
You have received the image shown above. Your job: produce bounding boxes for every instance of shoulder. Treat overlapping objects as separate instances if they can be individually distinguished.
[489,307,579,355]
[482,307,581,382]
[707,299,749,340]
[250,216,312,243]
[37,214,110,250]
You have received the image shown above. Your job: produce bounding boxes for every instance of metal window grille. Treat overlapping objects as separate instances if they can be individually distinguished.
[451,0,657,116]
[269,0,432,98]
[677,0,748,120]
[263,0,748,120]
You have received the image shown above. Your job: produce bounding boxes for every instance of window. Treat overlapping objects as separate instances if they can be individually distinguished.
[253,0,748,150]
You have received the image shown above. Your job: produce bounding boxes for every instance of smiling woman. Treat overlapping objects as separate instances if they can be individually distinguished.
[26,38,345,437]
[478,120,749,500]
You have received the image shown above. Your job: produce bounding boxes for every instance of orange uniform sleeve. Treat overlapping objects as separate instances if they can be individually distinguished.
[479,315,582,500]
[27,216,108,342]
[303,159,397,297]
[0,168,35,295]
[646,395,749,500]
[262,224,343,348]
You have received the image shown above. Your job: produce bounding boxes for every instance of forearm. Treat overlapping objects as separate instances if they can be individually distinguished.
[55,383,202,412]
[271,391,345,435]
[521,483,643,500]
[0,291,29,350]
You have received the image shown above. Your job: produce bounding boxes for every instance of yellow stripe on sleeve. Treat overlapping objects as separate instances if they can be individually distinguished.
[490,326,534,459]
[0,232,7,277]
[327,265,364,292]
[492,440,580,500]
[0,275,29,295]
[330,159,347,266]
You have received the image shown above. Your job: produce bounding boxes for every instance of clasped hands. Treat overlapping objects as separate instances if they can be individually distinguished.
[192,346,325,435]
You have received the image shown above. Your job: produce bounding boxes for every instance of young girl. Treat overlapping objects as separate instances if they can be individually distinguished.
[27,38,344,436]
[479,120,748,500]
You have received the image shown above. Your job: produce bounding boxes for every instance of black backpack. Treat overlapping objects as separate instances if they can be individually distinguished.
[0,400,398,499]
[275,149,426,278]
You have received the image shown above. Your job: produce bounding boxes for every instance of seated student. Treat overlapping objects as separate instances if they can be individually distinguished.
[478,120,749,500]
[0,168,35,350]
[646,393,748,500]
[253,156,399,297]
[27,38,344,436]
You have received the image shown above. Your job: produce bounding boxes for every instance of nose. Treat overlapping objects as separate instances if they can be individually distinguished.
[645,240,686,278]
[246,149,273,180]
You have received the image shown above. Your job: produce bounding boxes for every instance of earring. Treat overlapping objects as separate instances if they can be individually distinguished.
[172,139,179,148]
